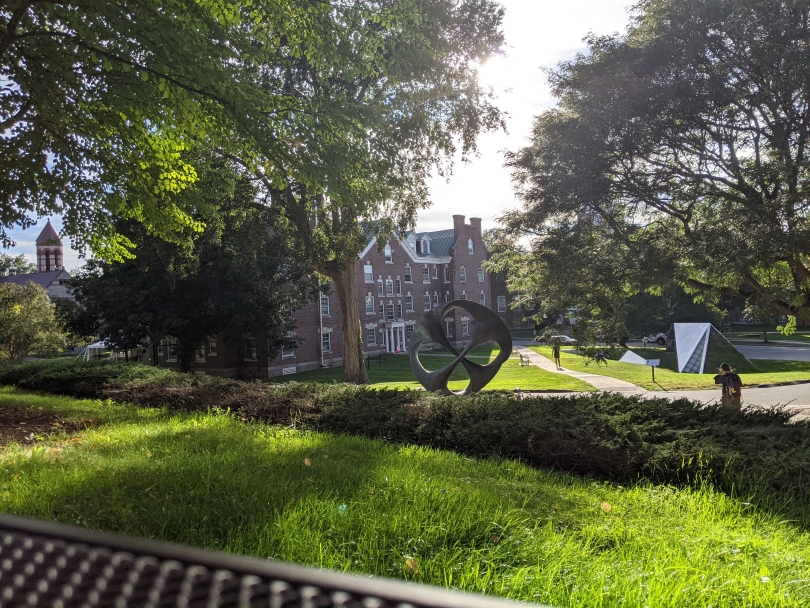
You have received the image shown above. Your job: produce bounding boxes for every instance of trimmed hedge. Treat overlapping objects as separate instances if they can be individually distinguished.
[2,360,810,523]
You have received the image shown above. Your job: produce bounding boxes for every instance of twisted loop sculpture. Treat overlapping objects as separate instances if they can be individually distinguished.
[409,300,513,395]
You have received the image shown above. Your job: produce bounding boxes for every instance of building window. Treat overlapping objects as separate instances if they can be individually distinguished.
[366,295,375,314]
[445,292,450,303]
[424,293,431,311]
[479,292,485,306]
[195,343,206,362]
[208,339,217,356]
[404,265,412,282]
[321,294,330,316]
[462,320,469,335]
[377,279,384,296]
[422,237,430,254]
[460,291,467,301]
[244,335,258,361]
[459,266,466,283]
[386,279,394,296]
[432,266,438,279]
[422,266,430,282]
[367,327,377,345]
[379,303,384,317]
[468,238,474,254]
[497,296,507,312]
[406,324,414,341]
[386,304,394,321]
[478,267,485,283]
[433,292,439,305]
[395,278,402,295]
[445,319,453,337]
[406,295,414,312]
[322,332,331,353]
[396,303,402,319]
[281,344,294,359]
[384,244,393,263]
[166,337,178,362]
[364,264,373,282]
[444,266,450,282]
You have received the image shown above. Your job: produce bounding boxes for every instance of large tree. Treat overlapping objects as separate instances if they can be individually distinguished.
[0,252,35,276]
[500,0,810,324]
[70,161,312,372]
[245,0,506,383]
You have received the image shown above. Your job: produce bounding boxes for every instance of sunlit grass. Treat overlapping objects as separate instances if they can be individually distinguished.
[0,388,809,607]
[272,351,593,392]
[528,346,810,391]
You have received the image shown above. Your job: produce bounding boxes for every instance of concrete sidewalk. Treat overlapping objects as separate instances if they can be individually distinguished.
[515,346,646,395]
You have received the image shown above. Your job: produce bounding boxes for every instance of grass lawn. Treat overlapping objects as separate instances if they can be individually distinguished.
[1,387,809,607]
[272,350,594,393]
[529,346,810,391]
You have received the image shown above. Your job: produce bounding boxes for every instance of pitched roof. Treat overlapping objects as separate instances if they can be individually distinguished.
[0,270,68,289]
[414,229,456,258]
[36,220,62,245]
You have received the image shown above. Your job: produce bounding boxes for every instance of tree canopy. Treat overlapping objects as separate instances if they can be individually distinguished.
[70,160,312,372]
[0,252,35,276]
[0,281,66,362]
[498,0,810,324]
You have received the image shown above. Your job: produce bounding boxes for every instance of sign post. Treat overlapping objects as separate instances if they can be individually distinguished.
[646,359,660,383]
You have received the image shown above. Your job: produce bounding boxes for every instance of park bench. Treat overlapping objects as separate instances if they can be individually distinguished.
[0,514,545,608]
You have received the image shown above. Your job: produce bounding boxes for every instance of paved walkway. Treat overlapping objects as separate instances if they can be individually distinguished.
[514,345,810,419]
[515,346,646,395]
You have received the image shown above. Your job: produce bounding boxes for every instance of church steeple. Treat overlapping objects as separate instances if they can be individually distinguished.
[36,220,63,272]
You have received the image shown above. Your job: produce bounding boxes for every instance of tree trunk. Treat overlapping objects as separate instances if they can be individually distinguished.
[329,262,369,384]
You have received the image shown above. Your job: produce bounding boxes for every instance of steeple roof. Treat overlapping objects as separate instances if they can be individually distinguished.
[36,220,61,245]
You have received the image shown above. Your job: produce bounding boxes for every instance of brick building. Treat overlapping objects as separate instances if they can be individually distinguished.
[148,214,517,377]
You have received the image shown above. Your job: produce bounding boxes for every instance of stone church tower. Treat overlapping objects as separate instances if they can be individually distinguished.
[36,220,63,272]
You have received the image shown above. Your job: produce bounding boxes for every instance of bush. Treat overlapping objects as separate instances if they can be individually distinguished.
[3,359,810,523]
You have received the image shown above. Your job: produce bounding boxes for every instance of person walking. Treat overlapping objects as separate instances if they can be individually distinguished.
[552,342,561,370]
[714,363,743,410]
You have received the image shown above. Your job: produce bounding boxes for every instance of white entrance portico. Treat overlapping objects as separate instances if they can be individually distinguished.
[383,323,407,353]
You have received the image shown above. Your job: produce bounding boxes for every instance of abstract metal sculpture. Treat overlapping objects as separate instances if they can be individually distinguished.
[409,300,513,395]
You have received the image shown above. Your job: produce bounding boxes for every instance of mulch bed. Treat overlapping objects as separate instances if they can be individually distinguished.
[0,406,88,448]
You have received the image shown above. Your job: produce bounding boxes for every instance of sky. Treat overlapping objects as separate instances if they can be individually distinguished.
[3,0,635,272]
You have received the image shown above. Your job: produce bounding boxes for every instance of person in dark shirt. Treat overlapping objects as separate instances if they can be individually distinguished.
[552,342,561,370]
[714,363,743,410]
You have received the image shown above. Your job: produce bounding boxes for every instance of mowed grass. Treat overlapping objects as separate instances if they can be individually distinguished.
[529,346,810,391]
[1,388,810,607]
[272,349,593,392]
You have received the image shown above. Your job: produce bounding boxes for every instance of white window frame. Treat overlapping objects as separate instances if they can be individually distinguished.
[433,292,439,305]
[479,292,485,306]
[281,344,295,359]
[321,332,332,353]
[384,244,393,263]
[478,267,485,283]
[367,327,377,346]
[432,266,438,279]
[364,264,374,282]
[445,292,450,303]
[386,279,394,296]
[395,278,402,295]
[396,303,402,319]
[321,294,330,316]
[423,293,431,311]
[366,295,375,314]
[461,291,467,301]
[468,238,474,254]
[404,265,412,282]
[459,266,466,283]
[405,295,414,312]
[377,279,384,296]
[444,266,450,282]
[386,303,395,321]
[497,296,507,312]
[422,266,430,282]
[462,320,469,336]
[445,319,453,337]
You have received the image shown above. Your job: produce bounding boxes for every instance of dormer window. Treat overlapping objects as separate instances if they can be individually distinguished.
[468,238,474,254]
[421,237,430,254]
[384,244,393,263]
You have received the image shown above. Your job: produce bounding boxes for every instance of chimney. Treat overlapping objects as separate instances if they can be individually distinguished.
[452,214,466,237]
[469,217,482,237]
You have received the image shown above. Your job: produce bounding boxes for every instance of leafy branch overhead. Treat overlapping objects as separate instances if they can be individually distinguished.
[497,0,810,323]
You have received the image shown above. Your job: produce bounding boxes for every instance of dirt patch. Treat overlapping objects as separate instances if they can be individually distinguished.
[0,406,88,448]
